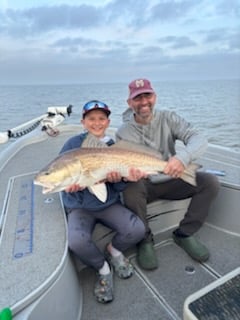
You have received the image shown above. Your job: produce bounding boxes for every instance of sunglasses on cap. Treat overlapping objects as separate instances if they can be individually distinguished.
[82,100,111,117]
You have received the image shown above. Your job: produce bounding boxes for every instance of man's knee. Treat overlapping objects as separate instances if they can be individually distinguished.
[197,172,220,197]
[205,173,220,197]
[123,180,147,203]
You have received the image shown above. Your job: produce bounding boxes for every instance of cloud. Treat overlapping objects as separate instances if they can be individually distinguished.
[216,0,240,18]
[158,36,197,49]
[150,0,197,21]
[203,28,240,51]
[0,4,103,37]
[0,0,239,84]
[52,36,101,49]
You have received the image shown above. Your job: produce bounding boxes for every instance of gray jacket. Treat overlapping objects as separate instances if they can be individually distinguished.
[116,109,208,167]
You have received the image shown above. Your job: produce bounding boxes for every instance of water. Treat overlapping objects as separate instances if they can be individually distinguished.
[0,80,239,152]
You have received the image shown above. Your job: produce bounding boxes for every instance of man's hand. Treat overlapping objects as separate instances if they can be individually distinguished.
[163,157,185,178]
[65,184,85,192]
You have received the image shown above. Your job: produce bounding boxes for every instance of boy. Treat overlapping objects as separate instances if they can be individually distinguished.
[60,100,145,303]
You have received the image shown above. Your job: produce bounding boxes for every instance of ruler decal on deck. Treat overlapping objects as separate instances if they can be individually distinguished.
[13,180,34,259]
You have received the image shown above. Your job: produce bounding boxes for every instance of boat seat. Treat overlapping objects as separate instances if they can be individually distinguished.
[95,197,190,241]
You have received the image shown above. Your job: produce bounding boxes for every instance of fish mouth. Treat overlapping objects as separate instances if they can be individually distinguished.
[42,186,54,194]
[33,179,57,193]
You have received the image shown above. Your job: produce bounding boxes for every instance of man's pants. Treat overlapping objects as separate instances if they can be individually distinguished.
[122,172,220,237]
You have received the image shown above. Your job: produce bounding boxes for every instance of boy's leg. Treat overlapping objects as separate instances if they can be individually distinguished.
[67,208,105,270]
[98,203,145,277]
[67,208,114,303]
[99,203,145,251]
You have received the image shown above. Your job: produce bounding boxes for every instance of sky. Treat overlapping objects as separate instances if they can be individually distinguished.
[0,0,239,84]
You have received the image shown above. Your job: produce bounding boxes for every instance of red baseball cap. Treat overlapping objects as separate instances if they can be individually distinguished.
[128,78,155,99]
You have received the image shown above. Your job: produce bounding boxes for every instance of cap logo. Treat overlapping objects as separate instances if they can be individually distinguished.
[135,79,145,88]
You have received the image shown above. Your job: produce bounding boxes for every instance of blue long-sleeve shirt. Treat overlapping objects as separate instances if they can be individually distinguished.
[60,132,127,211]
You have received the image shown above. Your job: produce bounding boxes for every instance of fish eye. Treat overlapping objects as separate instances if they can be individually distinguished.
[44,172,50,176]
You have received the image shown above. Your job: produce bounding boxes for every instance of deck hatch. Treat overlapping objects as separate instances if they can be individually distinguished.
[188,274,240,319]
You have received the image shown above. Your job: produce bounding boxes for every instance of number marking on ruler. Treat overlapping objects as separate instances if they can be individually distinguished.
[13,180,34,259]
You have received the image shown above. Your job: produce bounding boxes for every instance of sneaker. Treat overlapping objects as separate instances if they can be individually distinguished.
[137,238,158,270]
[172,233,209,262]
[94,270,114,303]
[105,249,134,279]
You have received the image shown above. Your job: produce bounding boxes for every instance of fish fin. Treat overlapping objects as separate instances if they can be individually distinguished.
[88,183,108,202]
[82,132,108,148]
[113,140,163,159]
[181,163,201,186]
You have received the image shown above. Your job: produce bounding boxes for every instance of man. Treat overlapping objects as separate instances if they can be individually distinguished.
[116,78,220,270]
